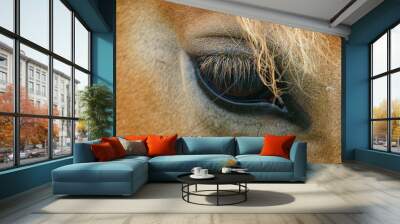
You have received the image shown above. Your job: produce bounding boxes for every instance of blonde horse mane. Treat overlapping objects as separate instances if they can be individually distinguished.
[237,17,340,102]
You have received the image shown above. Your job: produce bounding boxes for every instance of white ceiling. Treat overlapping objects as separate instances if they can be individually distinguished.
[166,0,384,37]
[225,0,352,22]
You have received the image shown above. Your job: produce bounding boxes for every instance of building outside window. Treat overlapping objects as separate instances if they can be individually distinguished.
[0,0,91,170]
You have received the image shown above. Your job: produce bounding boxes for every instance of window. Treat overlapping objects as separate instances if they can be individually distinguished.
[53,119,72,158]
[42,85,46,97]
[0,71,6,84]
[371,23,400,154]
[0,116,14,170]
[28,81,34,94]
[0,0,91,170]
[74,18,90,70]
[35,70,40,81]
[20,0,49,48]
[19,117,49,165]
[74,69,89,118]
[0,34,13,113]
[0,55,7,67]
[0,53,8,88]
[35,84,40,95]
[53,59,72,117]
[53,0,72,60]
[28,67,34,80]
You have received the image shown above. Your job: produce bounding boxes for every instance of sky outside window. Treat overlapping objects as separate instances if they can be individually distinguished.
[75,18,89,69]
[53,0,72,60]
[20,0,49,49]
[0,0,14,31]
[391,24,400,70]
[372,34,387,76]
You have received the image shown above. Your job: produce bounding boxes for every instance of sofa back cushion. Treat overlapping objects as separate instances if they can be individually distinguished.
[73,139,100,163]
[119,138,147,156]
[178,137,235,155]
[91,142,118,161]
[101,137,127,158]
[235,137,264,155]
[147,135,178,157]
[259,134,296,159]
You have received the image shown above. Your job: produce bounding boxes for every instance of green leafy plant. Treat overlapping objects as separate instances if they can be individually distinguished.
[79,84,113,140]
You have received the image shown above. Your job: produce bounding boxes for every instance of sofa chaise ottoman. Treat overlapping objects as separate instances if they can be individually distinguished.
[52,136,307,196]
[52,140,149,196]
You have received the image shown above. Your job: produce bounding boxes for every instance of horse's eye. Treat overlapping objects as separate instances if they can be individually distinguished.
[194,53,286,110]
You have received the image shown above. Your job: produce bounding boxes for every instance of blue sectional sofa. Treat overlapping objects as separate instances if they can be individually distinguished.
[52,137,307,196]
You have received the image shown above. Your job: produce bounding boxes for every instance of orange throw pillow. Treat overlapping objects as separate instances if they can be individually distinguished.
[146,135,178,157]
[91,142,117,162]
[125,135,148,141]
[101,137,127,158]
[260,134,296,159]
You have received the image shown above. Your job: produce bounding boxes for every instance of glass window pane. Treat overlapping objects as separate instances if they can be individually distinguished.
[0,0,14,31]
[20,44,49,115]
[0,34,14,112]
[53,59,72,117]
[74,69,89,118]
[74,18,89,70]
[372,76,387,119]
[392,24,400,70]
[372,121,388,151]
[372,33,387,76]
[75,120,88,143]
[53,0,72,60]
[0,116,14,170]
[53,119,72,157]
[391,120,400,153]
[20,117,49,165]
[391,72,400,118]
[20,0,49,49]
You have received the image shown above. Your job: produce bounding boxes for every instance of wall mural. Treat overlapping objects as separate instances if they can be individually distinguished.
[116,0,342,163]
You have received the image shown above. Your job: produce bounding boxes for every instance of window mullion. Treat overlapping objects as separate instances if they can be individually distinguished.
[48,0,54,160]
[71,10,76,155]
[370,45,373,149]
[13,0,20,167]
[388,30,391,153]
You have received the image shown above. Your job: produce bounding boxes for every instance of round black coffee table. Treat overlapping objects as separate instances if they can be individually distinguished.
[177,173,255,206]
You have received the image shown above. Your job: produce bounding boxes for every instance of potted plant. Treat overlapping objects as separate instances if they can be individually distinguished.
[79,84,113,140]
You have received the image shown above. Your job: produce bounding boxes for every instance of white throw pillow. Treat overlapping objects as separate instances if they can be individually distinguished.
[119,138,147,156]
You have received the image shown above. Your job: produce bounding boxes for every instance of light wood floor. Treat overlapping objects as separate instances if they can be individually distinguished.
[1,162,400,224]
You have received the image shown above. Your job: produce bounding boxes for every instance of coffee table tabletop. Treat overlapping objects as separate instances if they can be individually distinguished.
[177,172,255,184]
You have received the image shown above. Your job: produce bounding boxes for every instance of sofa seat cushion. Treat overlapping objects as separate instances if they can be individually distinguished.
[236,155,293,172]
[117,155,150,162]
[53,159,147,183]
[149,154,235,172]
